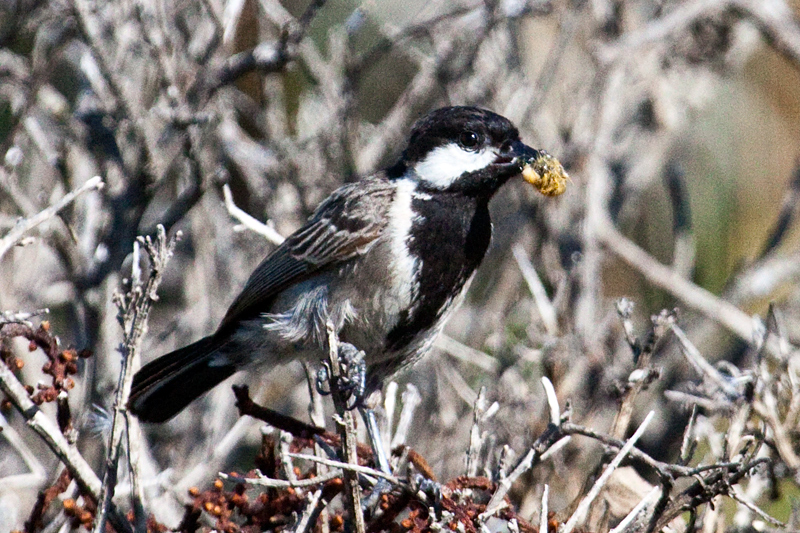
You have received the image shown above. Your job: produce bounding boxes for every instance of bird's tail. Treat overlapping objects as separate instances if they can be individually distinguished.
[128,336,236,423]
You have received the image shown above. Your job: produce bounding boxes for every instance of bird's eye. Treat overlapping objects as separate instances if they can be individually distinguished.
[500,141,512,154]
[459,131,482,151]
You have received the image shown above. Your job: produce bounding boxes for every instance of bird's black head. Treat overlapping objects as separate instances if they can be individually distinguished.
[389,106,539,197]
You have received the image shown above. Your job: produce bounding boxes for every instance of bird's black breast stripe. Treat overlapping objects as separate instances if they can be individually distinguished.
[386,193,492,351]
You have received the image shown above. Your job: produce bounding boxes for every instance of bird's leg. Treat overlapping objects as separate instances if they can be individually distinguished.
[361,405,392,474]
[316,342,394,501]
[359,403,395,515]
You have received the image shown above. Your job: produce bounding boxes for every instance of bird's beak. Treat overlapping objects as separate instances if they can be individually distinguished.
[510,141,568,197]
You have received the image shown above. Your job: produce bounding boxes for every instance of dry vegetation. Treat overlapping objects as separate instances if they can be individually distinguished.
[2,0,800,531]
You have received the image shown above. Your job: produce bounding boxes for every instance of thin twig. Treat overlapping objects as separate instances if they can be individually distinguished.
[466,387,488,477]
[664,390,736,414]
[280,431,300,488]
[201,0,328,94]
[753,394,800,470]
[292,488,325,533]
[561,410,655,533]
[0,176,104,260]
[608,486,660,533]
[541,376,561,424]
[671,324,740,399]
[390,384,421,449]
[0,411,47,489]
[611,309,671,439]
[0,308,50,326]
[664,161,696,278]
[733,0,800,72]
[222,183,286,245]
[434,334,500,372]
[0,352,99,496]
[175,416,258,496]
[484,379,565,512]
[759,163,800,258]
[0,348,133,533]
[729,487,786,528]
[596,218,759,343]
[539,484,550,533]
[324,322,365,533]
[513,244,558,336]
[287,452,400,485]
[539,436,572,462]
[220,469,342,488]
[96,225,180,533]
[596,0,726,64]
[680,405,698,465]
[381,381,398,454]
[438,358,478,406]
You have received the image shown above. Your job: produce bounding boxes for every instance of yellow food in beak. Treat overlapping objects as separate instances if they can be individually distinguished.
[521,151,568,197]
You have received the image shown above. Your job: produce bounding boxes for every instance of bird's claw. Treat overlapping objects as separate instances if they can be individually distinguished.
[412,474,443,515]
[315,343,367,410]
[415,475,442,502]
[315,364,331,396]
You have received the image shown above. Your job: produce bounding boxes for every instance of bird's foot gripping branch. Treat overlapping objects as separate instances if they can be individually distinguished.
[315,342,367,410]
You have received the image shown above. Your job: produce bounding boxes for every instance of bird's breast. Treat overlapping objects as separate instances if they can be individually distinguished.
[383,188,492,352]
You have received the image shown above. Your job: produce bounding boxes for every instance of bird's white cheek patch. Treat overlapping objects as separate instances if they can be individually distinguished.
[413,144,497,188]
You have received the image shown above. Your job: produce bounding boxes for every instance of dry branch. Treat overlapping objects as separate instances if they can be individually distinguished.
[0,326,132,533]
[323,321,365,533]
[95,226,181,533]
[0,176,104,260]
[562,411,655,533]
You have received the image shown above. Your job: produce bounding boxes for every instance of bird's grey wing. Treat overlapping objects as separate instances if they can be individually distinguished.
[216,178,395,333]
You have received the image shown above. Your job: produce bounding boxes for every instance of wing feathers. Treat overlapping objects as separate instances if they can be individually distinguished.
[217,177,395,333]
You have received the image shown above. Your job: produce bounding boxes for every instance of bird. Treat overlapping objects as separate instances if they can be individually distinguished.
[129,106,566,423]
